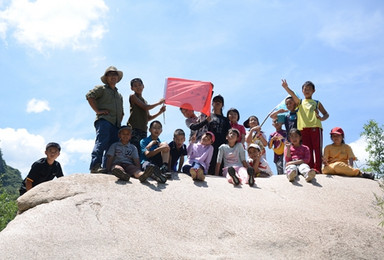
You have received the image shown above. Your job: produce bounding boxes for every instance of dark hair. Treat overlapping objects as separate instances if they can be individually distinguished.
[149,120,162,129]
[302,81,315,90]
[330,134,345,144]
[173,129,185,137]
[119,125,132,133]
[243,115,259,128]
[228,128,240,138]
[212,95,224,115]
[285,96,293,102]
[227,108,240,121]
[46,142,61,151]
[130,78,143,87]
[288,128,302,144]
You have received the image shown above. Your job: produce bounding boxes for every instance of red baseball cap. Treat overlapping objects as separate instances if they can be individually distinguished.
[330,127,344,136]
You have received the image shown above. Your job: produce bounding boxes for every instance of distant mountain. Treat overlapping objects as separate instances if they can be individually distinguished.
[0,149,22,195]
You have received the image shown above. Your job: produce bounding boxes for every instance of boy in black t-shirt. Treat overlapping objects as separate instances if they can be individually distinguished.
[19,142,63,196]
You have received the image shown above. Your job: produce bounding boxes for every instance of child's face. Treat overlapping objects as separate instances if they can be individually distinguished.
[149,123,162,137]
[226,131,238,143]
[248,117,259,128]
[331,134,343,146]
[119,129,132,144]
[173,134,185,148]
[201,134,213,145]
[302,85,315,99]
[272,120,282,130]
[45,147,60,161]
[289,132,301,146]
[285,98,296,112]
[131,81,144,94]
[248,147,260,160]
[212,100,223,110]
[181,108,194,118]
[228,111,239,123]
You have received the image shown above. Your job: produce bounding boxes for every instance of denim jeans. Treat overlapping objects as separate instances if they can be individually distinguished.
[90,119,119,169]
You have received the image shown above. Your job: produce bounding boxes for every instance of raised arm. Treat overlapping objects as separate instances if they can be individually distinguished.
[281,79,300,105]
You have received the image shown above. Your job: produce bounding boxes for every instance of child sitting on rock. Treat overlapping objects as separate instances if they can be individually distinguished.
[106,125,159,183]
[284,128,316,182]
[182,131,214,181]
[322,127,374,180]
[247,144,273,179]
[168,129,187,172]
[216,128,252,186]
[140,120,170,182]
[19,142,63,196]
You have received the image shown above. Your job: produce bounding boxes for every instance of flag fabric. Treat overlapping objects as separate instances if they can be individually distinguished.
[164,77,213,116]
[260,92,301,127]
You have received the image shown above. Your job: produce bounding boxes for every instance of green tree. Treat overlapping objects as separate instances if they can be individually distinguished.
[361,120,384,228]
[0,148,21,231]
[361,120,384,178]
[0,186,18,231]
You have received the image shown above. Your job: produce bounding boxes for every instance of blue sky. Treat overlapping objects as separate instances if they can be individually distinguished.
[0,0,383,178]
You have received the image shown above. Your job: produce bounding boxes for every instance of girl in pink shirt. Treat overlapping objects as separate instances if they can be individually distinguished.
[284,128,316,182]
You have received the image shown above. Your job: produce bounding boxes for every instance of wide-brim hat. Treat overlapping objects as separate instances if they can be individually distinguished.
[243,115,258,128]
[101,66,123,84]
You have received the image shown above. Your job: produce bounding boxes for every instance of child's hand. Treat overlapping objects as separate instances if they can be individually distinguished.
[206,115,212,122]
[285,141,291,150]
[251,126,261,134]
[281,79,288,88]
[159,98,165,104]
[322,156,328,166]
[160,105,166,113]
[190,134,197,143]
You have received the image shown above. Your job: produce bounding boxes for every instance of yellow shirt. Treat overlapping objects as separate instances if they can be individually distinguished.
[323,143,356,165]
[297,99,322,130]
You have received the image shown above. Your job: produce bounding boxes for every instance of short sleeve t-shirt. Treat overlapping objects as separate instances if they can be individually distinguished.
[107,141,139,165]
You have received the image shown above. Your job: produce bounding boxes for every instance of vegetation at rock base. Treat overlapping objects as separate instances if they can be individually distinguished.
[0,148,22,231]
[361,120,384,228]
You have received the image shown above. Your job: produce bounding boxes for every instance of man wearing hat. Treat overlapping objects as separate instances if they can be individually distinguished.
[86,66,124,173]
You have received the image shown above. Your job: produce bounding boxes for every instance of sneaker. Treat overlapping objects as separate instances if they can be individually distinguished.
[287,170,297,182]
[139,165,155,182]
[361,172,375,180]
[196,168,205,181]
[189,168,198,180]
[90,163,107,174]
[247,167,255,187]
[160,164,172,179]
[112,168,130,181]
[228,167,240,185]
[305,169,316,182]
[151,166,167,183]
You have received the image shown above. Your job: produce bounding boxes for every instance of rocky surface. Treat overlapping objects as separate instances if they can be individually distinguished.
[0,173,383,259]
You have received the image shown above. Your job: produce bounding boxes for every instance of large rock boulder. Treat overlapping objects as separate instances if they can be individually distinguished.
[0,173,383,259]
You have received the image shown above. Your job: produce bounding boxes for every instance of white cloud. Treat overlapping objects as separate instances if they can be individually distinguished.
[0,128,46,177]
[317,9,384,51]
[0,128,94,178]
[26,98,50,113]
[0,0,108,51]
[348,136,369,168]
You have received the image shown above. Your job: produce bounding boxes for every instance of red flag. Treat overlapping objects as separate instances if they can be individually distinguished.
[164,77,213,116]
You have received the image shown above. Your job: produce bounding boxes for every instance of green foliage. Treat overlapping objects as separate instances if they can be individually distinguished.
[0,187,18,231]
[0,148,22,231]
[361,120,384,178]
